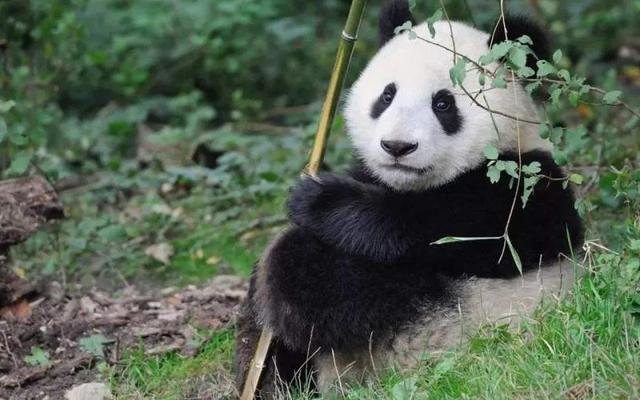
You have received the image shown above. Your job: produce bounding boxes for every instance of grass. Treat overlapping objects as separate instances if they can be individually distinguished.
[111,329,236,399]
[105,231,640,399]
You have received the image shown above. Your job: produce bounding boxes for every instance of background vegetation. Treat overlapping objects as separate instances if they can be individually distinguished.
[1,0,639,398]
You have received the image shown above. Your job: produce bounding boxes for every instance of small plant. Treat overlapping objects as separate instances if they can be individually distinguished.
[24,347,51,367]
[79,334,110,358]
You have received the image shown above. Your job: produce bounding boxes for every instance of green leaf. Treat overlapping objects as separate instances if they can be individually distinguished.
[574,198,596,218]
[9,131,28,146]
[487,165,501,183]
[603,90,622,105]
[449,58,467,87]
[426,9,443,38]
[516,35,533,45]
[492,77,507,89]
[0,100,16,113]
[536,60,557,77]
[568,91,580,107]
[25,347,51,367]
[97,224,127,241]
[552,49,563,64]
[550,127,564,144]
[516,66,535,78]
[569,173,584,185]
[521,161,542,175]
[503,161,519,179]
[538,124,550,139]
[550,87,563,105]
[505,235,523,274]
[525,81,541,95]
[478,73,486,86]
[431,236,503,245]
[484,144,499,160]
[553,149,568,166]
[79,334,110,358]
[490,41,513,60]
[7,151,32,175]
[478,53,493,66]
[508,47,528,69]
[391,377,418,400]
[522,176,540,208]
[558,69,571,82]
[479,41,513,65]
[393,21,413,35]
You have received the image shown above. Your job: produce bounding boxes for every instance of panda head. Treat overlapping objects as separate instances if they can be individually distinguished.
[345,0,552,191]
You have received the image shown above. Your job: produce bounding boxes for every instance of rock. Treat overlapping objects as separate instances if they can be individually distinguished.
[64,382,112,400]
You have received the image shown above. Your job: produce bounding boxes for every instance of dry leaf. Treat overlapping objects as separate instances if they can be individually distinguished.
[0,300,32,320]
[145,243,174,265]
[206,256,221,265]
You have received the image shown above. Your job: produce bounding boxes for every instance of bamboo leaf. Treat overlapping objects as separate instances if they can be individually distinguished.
[431,236,502,245]
[505,235,523,274]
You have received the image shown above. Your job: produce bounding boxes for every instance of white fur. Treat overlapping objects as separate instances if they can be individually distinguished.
[345,20,550,190]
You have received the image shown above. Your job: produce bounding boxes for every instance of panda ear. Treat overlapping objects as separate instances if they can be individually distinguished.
[489,15,551,69]
[379,0,416,47]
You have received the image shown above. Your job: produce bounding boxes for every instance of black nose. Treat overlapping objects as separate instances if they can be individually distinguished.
[380,140,418,157]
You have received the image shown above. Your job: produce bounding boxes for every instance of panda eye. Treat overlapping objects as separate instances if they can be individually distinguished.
[382,84,396,104]
[432,91,454,113]
[433,99,451,112]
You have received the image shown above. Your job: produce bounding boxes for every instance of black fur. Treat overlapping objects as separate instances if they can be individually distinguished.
[259,150,584,354]
[490,15,551,70]
[264,225,452,353]
[239,150,583,395]
[432,89,463,135]
[379,0,416,47]
[235,271,317,398]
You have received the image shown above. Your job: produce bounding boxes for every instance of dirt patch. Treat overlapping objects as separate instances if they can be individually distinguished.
[0,275,246,400]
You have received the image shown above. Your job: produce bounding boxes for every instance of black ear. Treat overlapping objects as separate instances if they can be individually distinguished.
[379,0,416,47]
[490,15,551,69]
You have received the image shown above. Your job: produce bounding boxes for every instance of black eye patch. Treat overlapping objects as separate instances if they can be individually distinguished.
[370,83,396,119]
[431,89,462,135]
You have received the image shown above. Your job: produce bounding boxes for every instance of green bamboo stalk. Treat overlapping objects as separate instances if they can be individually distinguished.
[306,0,367,176]
[240,2,368,399]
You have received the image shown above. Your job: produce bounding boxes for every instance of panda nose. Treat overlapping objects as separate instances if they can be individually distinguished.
[380,140,418,158]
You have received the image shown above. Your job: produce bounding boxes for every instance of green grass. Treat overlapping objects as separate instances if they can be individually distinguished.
[111,329,236,399]
[106,235,640,400]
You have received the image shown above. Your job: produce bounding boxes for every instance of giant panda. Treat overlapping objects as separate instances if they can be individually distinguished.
[236,0,583,397]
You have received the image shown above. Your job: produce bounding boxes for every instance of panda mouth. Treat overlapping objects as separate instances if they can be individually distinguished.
[381,163,432,175]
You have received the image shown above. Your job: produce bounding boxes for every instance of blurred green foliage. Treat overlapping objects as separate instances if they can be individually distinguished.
[0,0,638,287]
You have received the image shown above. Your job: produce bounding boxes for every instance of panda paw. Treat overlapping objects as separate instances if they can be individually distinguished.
[287,173,360,229]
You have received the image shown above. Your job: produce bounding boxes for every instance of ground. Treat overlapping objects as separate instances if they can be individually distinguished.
[0,276,245,399]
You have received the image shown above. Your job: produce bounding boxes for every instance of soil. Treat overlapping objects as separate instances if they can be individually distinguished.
[0,275,247,400]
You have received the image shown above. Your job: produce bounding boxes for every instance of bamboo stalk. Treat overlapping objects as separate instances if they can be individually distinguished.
[306,0,368,176]
[239,1,367,399]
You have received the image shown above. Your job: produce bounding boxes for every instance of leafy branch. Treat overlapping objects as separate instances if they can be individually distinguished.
[404,2,638,271]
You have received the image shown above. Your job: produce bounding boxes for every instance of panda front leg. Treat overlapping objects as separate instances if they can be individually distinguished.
[235,244,317,399]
